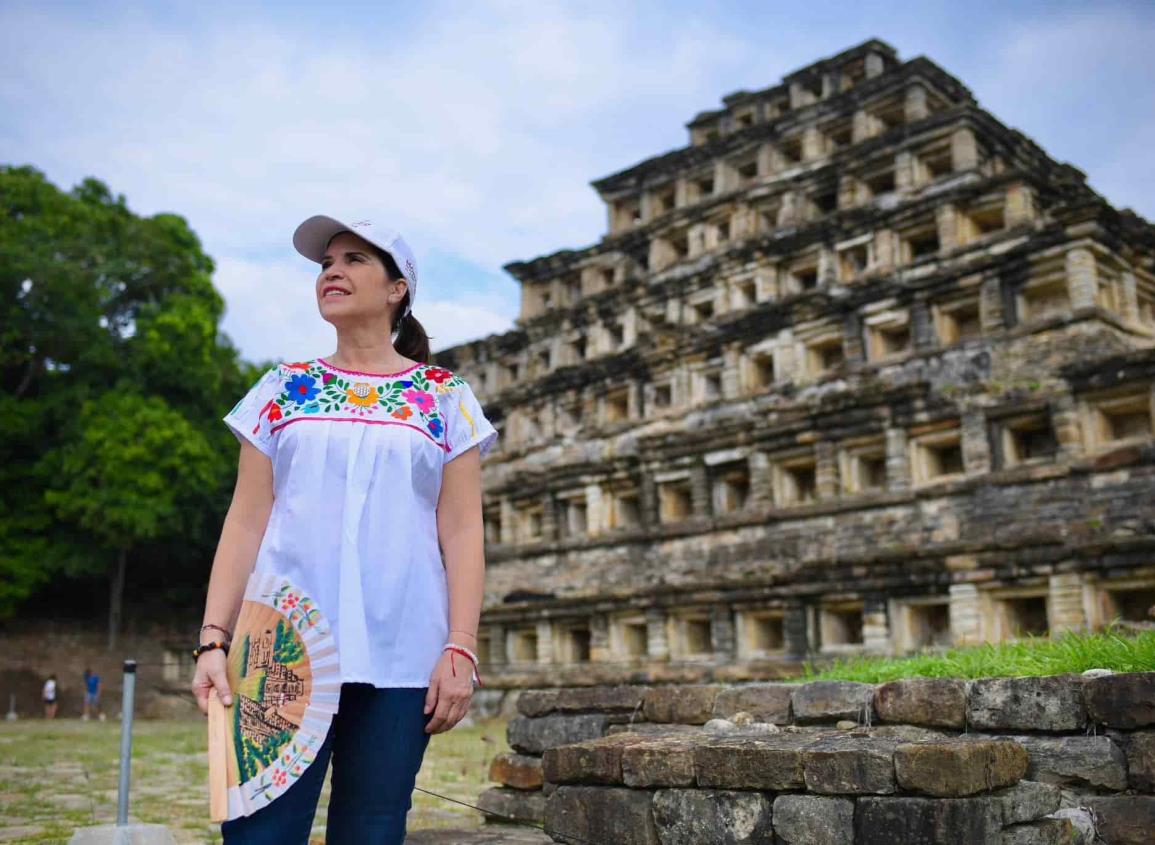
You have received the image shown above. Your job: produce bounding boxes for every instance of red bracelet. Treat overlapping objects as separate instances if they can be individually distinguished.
[445,645,484,687]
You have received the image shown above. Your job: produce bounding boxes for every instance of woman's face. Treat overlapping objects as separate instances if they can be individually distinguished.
[315,231,407,325]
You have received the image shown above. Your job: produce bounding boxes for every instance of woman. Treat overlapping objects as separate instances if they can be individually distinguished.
[42,674,57,719]
[191,215,498,844]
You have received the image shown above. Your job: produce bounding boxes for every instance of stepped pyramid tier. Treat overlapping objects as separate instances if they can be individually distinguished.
[434,39,1155,687]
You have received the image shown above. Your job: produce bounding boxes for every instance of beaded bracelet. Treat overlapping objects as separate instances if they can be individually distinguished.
[444,642,479,664]
[443,643,483,687]
[192,640,230,660]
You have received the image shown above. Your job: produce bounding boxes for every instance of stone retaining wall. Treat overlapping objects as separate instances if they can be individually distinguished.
[0,624,199,720]
[478,672,1155,844]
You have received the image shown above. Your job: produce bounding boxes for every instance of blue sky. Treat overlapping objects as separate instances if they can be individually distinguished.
[2,0,1153,364]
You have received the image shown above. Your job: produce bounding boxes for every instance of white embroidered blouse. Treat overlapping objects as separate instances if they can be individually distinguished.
[223,357,498,688]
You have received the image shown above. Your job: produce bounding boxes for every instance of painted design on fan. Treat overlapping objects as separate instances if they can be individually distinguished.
[231,619,309,786]
[262,582,328,637]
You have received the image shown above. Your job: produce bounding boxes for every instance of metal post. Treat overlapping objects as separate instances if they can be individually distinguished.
[116,659,136,826]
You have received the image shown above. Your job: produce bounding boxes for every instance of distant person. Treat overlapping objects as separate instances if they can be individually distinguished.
[191,216,497,843]
[42,674,57,719]
[82,669,103,721]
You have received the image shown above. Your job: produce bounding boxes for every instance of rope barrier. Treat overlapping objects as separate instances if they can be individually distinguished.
[412,784,606,845]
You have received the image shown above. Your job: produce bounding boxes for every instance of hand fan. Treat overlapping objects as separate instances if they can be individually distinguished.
[207,572,340,822]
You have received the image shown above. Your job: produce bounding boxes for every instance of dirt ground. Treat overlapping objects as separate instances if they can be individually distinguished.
[0,714,550,844]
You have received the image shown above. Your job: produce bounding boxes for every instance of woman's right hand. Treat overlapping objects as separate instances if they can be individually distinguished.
[191,650,232,715]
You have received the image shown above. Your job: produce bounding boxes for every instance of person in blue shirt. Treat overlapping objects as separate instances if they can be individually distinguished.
[82,669,103,721]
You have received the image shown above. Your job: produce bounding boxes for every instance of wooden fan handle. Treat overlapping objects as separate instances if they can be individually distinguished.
[207,688,230,822]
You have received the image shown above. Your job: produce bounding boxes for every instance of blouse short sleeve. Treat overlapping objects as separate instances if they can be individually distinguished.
[437,371,498,462]
[223,365,284,458]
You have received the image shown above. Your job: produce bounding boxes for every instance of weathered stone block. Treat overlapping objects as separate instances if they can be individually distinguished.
[855,797,1001,844]
[544,785,658,845]
[802,736,898,795]
[488,752,544,790]
[1051,808,1097,841]
[875,677,967,728]
[894,739,1028,797]
[605,723,703,737]
[506,714,609,755]
[527,684,648,716]
[791,681,875,724]
[517,688,562,718]
[574,684,648,712]
[712,683,793,724]
[991,781,1062,824]
[694,734,808,791]
[1124,730,1155,792]
[1081,796,1155,845]
[968,675,1085,731]
[1013,735,1128,790]
[1002,815,1094,845]
[543,733,655,785]
[866,724,952,742]
[652,788,773,844]
[643,684,722,724]
[621,735,701,788]
[1084,672,1155,729]
[477,786,546,825]
[705,718,740,735]
[772,794,854,845]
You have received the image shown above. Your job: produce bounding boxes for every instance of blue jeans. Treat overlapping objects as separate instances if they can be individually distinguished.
[221,684,433,844]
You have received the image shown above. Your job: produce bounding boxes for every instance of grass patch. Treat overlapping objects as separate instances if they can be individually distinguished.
[0,713,512,843]
[801,628,1155,684]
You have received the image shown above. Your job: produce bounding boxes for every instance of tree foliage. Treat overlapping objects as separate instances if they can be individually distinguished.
[0,164,261,632]
[46,393,218,550]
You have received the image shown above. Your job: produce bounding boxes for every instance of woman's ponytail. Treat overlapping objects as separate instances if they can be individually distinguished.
[372,245,432,363]
[393,302,431,364]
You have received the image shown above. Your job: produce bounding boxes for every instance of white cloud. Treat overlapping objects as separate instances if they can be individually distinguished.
[967,7,1155,215]
[0,1,752,266]
[213,256,335,364]
[0,1,753,361]
[2,1,1152,365]
[214,254,517,363]
[423,300,522,354]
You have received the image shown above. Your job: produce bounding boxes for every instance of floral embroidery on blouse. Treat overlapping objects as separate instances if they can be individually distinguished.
[257,360,468,448]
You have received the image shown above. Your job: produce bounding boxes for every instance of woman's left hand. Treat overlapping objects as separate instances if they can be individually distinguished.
[424,649,474,734]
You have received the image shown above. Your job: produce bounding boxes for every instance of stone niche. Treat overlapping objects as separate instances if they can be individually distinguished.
[451,34,1155,697]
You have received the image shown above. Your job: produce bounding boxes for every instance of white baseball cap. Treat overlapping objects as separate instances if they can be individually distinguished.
[292,215,419,318]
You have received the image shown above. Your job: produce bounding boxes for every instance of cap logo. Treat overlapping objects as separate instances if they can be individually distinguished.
[405,259,417,281]
[350,219,372,228]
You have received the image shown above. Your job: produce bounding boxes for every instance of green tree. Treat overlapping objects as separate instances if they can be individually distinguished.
[1,164,256,630]
[45,392,219,647]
